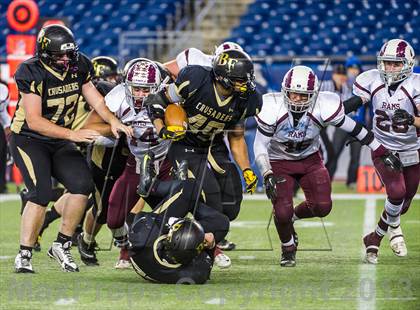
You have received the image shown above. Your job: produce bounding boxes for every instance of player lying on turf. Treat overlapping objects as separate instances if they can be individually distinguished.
[254,65,401,267]
[129,153,229,284]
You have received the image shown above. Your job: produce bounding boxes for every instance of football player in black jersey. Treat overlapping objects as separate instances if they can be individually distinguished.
[129,154,229,284]
[145,50,261,268]
[30,55,124,254]
[10,24,132,273]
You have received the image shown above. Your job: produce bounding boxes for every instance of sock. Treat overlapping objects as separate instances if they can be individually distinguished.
[384,198,403,226]
[55,232,72,245]
[20,245,33,252]
[282,236,295,247]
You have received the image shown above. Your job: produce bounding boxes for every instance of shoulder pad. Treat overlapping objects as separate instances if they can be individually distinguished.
[318,91,344,124]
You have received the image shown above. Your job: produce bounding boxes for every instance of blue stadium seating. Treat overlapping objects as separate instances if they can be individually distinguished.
[229,0,420,56]
[0,0,419,58]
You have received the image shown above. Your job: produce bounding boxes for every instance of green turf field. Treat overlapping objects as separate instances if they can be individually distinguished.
[0,194,419,309]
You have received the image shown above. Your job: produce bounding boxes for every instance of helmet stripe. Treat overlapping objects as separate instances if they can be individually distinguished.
[285,69,294,88]
[396,41,408,57]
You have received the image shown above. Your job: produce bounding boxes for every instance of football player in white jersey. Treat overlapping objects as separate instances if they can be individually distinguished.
[254,65,401,267]
[84,58,173,268]
[163,42,256,260]
[344,39,420,264]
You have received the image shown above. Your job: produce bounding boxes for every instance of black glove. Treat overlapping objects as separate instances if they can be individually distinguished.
[144,93,168,121]
[146,102,165,121]
[158,126,185,141]
[373,145,403,172]
[264,174,286,204]
[392,109,414,126]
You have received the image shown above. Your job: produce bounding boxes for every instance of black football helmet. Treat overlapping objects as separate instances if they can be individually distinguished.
[212,49,256,97]
[163,218,205,265]
[91,56,121,83]
[36,24,78,73]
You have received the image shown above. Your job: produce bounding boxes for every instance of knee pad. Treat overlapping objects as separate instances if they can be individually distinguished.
[313,201,332,218]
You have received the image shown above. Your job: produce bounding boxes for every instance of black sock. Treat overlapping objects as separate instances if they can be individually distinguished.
[20,245,33,252]
[55,232,72,245]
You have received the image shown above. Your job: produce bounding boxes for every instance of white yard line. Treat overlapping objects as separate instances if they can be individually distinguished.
[358,198,377,310]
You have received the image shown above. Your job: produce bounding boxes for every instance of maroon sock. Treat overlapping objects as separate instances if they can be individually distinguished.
[273,213,293,244]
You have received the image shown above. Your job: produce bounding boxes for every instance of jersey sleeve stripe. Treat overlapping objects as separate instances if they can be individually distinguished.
[354,82,371,95]
[371,84,385,100]
[255,115,273,127]
[121,107,131,118]
[275,113,288,125]
[257,125,274,137]
[324,101,343,122]
[307,113,323,128]
[185,49,190,65]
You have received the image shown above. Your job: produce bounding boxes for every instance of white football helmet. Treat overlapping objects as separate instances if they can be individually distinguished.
[214,41,243,56]
[281,65,319,113]
[377,39,415,86]
[124,58,161,111]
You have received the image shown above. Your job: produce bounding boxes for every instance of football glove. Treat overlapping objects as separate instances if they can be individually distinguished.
[159,126,185,141]
[392,109,414,126]
[243,168,258,194]
[264,173,286,204]
[373,145,403,172]
[144,93,168,121]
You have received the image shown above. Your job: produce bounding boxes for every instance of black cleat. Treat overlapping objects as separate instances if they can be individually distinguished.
[138,152,156,197]
[77,234,99,266]
[280,245,296,267]
[217,238,236,251]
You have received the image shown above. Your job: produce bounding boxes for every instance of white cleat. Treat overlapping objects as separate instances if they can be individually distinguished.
[389,226,407,257]
[115,259,131,269]
[15,250,34,273]
[364,252,378,265]
[214,252,232,269]
[48,241,79,272]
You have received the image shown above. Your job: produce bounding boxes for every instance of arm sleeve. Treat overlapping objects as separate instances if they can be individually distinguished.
[254,129,272,177]
[335,115,380,150]
[343,95,365,114]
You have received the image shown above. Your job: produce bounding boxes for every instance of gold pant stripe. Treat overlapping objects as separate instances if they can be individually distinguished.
[17,146,37,186]
[153,189,183,214]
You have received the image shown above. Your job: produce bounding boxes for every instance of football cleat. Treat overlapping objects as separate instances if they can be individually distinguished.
[217,239,236,251]
[115,248,131,269]
[214,247,231,269]
[77,234,99,266]
[280,245,296,267]
[48,241,79,272]
[173,160,188,181]
[33,236,42,252]
[14,250,34,273]
[138,152,156,197]
[389,226,407,257]
[363,232,381,264]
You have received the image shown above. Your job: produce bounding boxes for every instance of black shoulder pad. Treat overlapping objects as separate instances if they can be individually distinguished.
[94,80,116,96]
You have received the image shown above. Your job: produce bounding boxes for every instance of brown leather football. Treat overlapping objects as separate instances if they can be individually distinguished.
[164,104,188,132]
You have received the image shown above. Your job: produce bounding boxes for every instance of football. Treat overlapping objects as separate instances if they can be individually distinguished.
[164,104,188,132]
